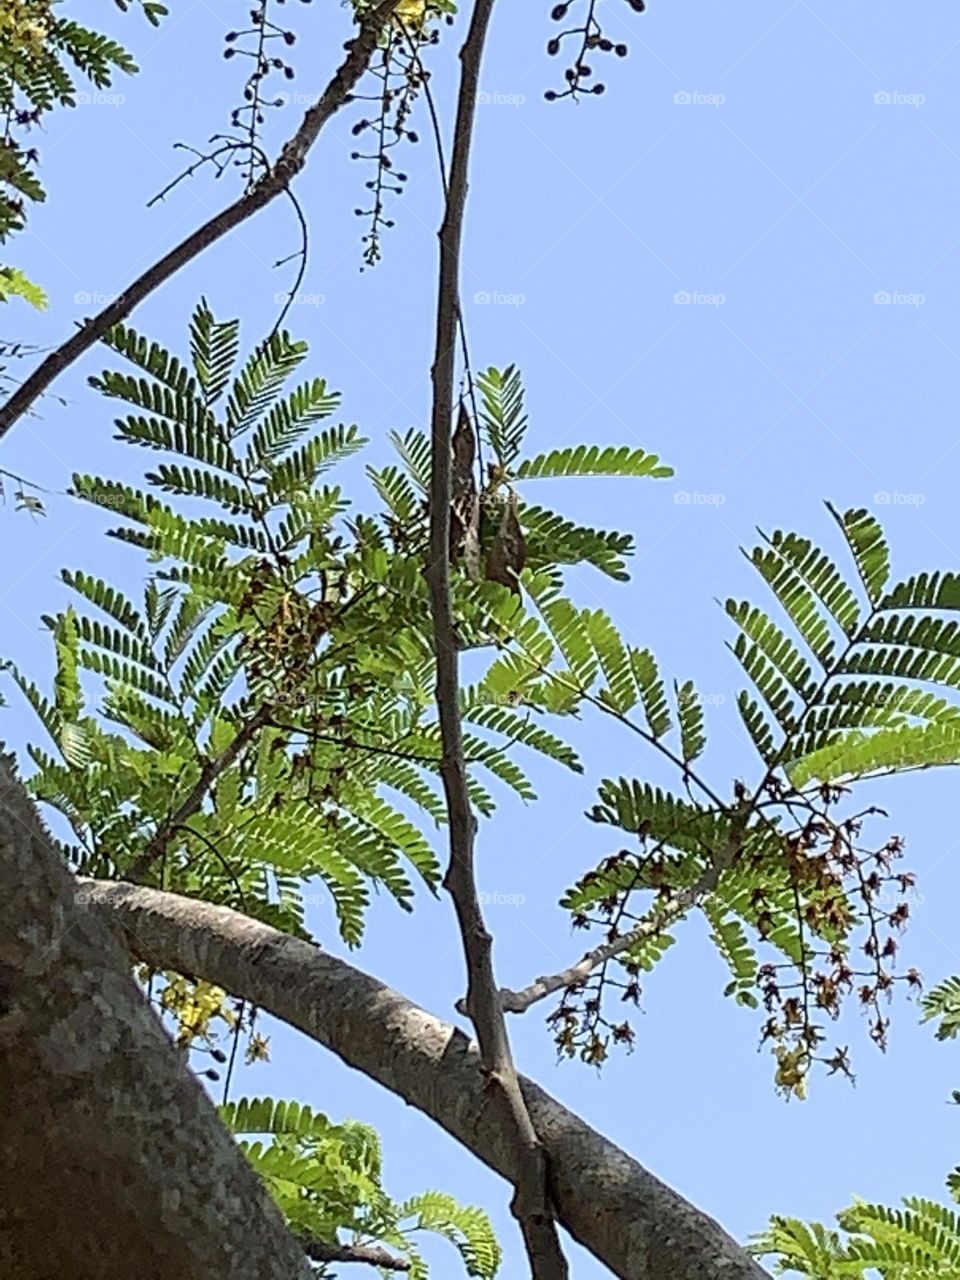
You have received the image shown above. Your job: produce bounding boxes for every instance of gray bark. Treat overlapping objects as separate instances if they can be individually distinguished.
[82,877,770,1280]
[0,752,313,1280]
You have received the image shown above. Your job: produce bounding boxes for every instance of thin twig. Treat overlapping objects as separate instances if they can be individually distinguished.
[499,837,740,1015]
[0,0,403,443]
[126,703,272,883]
[424,2,567,1276]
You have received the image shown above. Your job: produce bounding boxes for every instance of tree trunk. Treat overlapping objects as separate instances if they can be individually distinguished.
[0,752,312,1280]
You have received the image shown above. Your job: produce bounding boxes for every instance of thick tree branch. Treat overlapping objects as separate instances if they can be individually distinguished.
[0,753,314,1280]
[82,878,770,1280]
[424,3,567,1276]
[0,0,402,444]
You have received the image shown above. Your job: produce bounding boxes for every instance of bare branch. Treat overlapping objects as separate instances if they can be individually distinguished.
[301,1239,411,1270]
[423,3,568,1276]
[0,0,403,444]
[500,830,748,1015]
[81,878,771,1280]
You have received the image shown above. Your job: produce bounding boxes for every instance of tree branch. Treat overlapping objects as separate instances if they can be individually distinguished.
[0,0,402,444]
[81,878,771,1280]
[0,753,314,1280]
[301,1239,411,1270]
[424,3,567,1276]
[500,855,733,1015]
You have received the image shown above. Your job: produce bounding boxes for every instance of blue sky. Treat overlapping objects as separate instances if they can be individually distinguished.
[4,1,960,1274]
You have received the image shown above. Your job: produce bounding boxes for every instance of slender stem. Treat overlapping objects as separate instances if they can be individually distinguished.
[126,703,271,883]
[424,3,567,1275]
[499,825,745,1015]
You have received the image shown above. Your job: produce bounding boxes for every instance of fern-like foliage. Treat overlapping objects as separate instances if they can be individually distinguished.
[753,1195,960,1277]
[922,975,960,1042]
[0,0,148,242]
[724,506,960,788]
[505,505,960,1087]
[222,1096,500,1278]
[5,311,664,958]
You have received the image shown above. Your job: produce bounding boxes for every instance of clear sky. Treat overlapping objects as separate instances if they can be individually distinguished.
[4,1,960,1275]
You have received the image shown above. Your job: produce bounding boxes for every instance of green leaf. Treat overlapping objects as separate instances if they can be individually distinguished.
[631,647,672,738]
[263,424,366,498]
[245,377,341,471]
[224,330,308,438]
[61,570,145,637]
[763,528,861,636]
[514,444,672,481]
[746,544,836,666]
[921,974,960,1041]
[0,266,47,309]
[476,365,527,467]
[829,504,890,607]
[882,570,960,612]
[520,504,635,580]
[388,427,432,495]
[725,600,817,701]
[399,1191,502,1279]
[189,300,239,405]
[790,720,960,787]
[676,680,706,765]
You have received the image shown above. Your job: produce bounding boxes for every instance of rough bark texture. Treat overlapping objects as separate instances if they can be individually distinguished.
[0,754,313,1280]
[84,879,771,1280]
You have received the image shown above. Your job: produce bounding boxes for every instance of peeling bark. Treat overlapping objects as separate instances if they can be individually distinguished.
[0,753,312,1280]
[83,878,771,1280]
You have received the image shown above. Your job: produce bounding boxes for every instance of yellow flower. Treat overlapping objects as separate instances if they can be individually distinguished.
[0,0,52,59]
[392,0,430,29]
